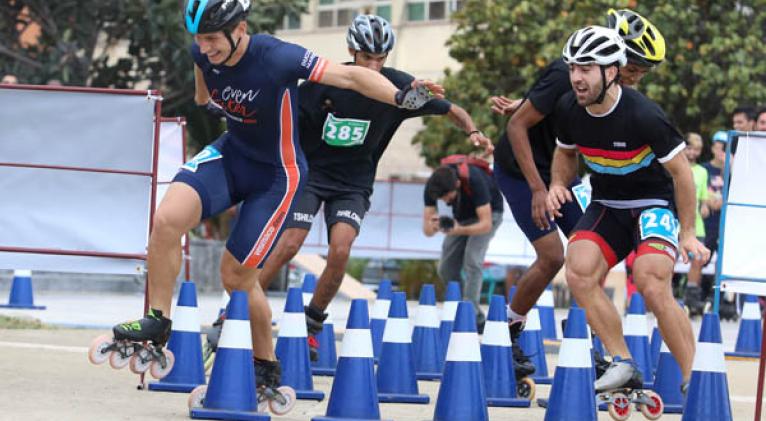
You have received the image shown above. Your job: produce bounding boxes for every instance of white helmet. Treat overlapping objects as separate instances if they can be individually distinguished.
[563,25,627,67]
[346,15,395,54]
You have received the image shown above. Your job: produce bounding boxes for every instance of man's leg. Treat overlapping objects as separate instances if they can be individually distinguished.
[463,213,503,326]
[257,228,311,290]
[510,231,565,316]
[438,233,468,298]
[310,222,358,311]
[633,252,695,381]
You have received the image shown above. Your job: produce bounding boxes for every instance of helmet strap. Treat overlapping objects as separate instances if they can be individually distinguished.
[222,29,242,66]
[592,64,620,105]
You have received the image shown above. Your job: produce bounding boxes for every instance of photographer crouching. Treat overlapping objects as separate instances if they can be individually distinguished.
[422,157,504,332]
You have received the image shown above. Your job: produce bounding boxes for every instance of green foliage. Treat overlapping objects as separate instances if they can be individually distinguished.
[345,257,369,281]
[414,0,766,165]
[397,259,443,300]
[0,0,306,152]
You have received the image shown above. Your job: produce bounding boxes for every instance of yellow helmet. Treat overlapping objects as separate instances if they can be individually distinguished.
[606,8,666,67]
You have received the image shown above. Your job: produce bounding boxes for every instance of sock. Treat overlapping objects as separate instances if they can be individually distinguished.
[507,306,526,323]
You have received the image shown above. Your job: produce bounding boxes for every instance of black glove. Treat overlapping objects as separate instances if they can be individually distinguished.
[199,99,225,118]
[438,215,455,231]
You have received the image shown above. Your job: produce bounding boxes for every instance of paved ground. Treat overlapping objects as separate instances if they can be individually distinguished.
[0,292,761,420]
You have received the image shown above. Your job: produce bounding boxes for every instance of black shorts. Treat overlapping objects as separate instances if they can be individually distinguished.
[569,202,679,268]
[284,182,370,235]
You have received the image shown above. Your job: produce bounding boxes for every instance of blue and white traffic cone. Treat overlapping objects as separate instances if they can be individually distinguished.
[412,284,443,380]
[0,270,45,309]
[519,305,553,385]
[624,293,654,388]
[190,290,269,421]
[370,279,392,363]
[275,287,324,401]
[434,301,489,421]
[312,299,390,421]
[149,281,205,393]
[650,325,662,373]
[301,273,317,306]
[439,281,461,362]
[544,306,597,421]
[652,333,684,413]
[377,292,429,404]
[538,284,557,341]
[682,312,733,421]
[726,294,762,358]
[481,295,530,407]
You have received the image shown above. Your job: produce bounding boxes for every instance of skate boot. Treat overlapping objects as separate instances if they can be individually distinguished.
[719,292,739,321]
[88,308,175,379]
[305,305,328,362]
[509,318,536,400]
[593,349,611,380]
[476,310,487,335]
[684,285,707,318]
[203,312,225,372]
[254,358,296,415]
[596,356,664,420]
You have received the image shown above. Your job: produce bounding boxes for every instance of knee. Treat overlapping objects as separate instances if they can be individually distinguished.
[280,237,302,260]
[634,269,672,311]
[151,210,185,242]
[327,243,351,267]
[565,263,598,294]
[538,251,565,275]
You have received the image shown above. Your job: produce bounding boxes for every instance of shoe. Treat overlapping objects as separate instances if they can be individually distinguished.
[594,356,643,392]
[112,308,172,344]
[304,305,328,362]
[508,318,536,378]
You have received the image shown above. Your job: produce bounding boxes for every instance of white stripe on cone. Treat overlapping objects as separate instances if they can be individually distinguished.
[742,301,761,320]
[446,332,481,362]
[525,308,542,331]
[660,340,670,354]
[14,269,31,277]
[371,299,391,320]
[172,306,201,333]
[340,328,374,358]
[538,289,554,307]
[692,342,726,373]
[481,320,511,346]
[382,318,411,343]
[302,293,313,307]
[278,312,307,337]
[218,319,253,350]
[623,314,649,336]
[441,301,458,322]
[557,338,592,368]
[218,290,230,310]
[415,305,440,328]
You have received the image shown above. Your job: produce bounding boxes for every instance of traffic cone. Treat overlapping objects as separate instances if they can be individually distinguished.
[301,273,317,307]
[312,299,390,421]
[481,294,530,407]
[412,283,443,380]
[538,284,557,340]
[726,294,762,358]
[149,281,205,392]
[652,333,684,413]
[682,312,733,421]
[438,281,461,362]
[544,306,597,421]
[377,292,429,404]
[623,293,653,388]
[519,305,552,385]
[275,287,324,401]
[650,325,662,372]
[190,290,269,420]
[434,301,489,421]
[370,279,392,362]
[0,270,45,309]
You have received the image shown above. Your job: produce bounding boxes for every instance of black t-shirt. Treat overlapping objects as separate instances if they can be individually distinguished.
[423,165,504,223]
[493,59,571,183]
[298,65,452,197]
[702,161,724,236]
[554,86,685,205]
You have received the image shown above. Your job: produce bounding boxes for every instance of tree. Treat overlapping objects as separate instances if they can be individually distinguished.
[413,0,766,167]
[0,0,306,151]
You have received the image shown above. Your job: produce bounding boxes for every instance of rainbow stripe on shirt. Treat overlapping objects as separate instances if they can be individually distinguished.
[579,144,655,175]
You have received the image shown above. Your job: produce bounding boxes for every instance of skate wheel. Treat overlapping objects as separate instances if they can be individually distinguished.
[129,349,152,374]
[88,335,113,365]
[203,347,215,373]
[517,377,536,400]
[188,385,207,409]
[607,392,632,421]
[269,386,296,415]
[149,349,175,379]
[639,390,664,420]
[109,347,131,369]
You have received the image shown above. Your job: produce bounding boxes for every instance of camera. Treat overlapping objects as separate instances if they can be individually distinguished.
[438,215,455,231]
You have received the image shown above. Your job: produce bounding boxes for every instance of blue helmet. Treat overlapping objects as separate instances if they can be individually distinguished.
[185,0,250,35]
[712,130,728,144]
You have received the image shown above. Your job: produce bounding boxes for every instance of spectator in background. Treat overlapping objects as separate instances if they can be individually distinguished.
[1,74,18,84]
[682,132,710,315]
[701,131,727,265]
[732,105,756,132]
[756,107,766,131]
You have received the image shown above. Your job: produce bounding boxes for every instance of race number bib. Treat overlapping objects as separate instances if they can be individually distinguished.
[322,114,371,147]
[181,145,222,172]
[572,183,592,212]
[638,208,679,247]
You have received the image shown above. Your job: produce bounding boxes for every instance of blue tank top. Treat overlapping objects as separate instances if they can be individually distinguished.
[191,34,327,165]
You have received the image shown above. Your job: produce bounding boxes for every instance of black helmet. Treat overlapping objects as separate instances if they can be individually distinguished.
[346,15,395,54]
[185,0,250,34]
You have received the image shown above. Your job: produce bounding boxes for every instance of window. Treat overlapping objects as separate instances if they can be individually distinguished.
[406,0,464,22]
[281,13,301,30]
[317,0,393,28]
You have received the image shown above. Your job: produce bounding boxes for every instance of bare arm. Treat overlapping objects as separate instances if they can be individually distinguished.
[423,206,440,237]
[546,147,578,218]
[318,61,444,107]
[507,100,547,192]
[663,153,711,263]
[446,104,493,154]
[450,204,492,236]
[193,65,210,105]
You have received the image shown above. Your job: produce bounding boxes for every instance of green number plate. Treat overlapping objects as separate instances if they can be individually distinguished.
[322,113,371,147]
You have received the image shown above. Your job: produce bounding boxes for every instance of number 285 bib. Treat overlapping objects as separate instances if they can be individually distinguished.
[322,114,371,147]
